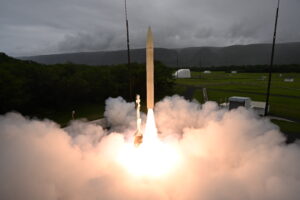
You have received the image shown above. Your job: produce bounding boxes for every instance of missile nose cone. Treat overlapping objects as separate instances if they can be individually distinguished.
[147,27,153,48]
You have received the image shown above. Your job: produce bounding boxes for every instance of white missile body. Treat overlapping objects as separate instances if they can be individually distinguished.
[134,27,154,146]
[146,27,154,109]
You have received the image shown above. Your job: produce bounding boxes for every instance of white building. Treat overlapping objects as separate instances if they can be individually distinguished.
[203,70,211,74]
[174,69,191,78]
[228,96,251,110]
[231,71,237,74]
[220,96,268,116]
[259,76,266,80]
[284,78,294,82]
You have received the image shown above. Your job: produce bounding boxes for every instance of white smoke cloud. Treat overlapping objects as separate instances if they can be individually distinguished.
[0,96,300,200]
[104,97,136,131]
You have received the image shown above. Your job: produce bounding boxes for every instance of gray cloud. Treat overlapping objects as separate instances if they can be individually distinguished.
[0,0,299,56]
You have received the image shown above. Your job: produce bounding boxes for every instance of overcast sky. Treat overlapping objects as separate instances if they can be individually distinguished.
[0,0,299,56]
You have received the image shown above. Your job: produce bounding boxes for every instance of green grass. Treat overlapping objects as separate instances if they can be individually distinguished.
[193,90,204,104]
[39,103,105,127]
[32,71,299,132]
[271,119,300,142]
[174,71,300,142]
[173,84,187,95]
[175,72,300,121]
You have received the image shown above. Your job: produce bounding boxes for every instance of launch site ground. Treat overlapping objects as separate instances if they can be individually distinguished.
[175,71,300,141]
[176,72,300,118]
[49,71,300,142]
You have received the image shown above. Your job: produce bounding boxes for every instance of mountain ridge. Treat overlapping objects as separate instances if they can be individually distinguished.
[20,42,300,67]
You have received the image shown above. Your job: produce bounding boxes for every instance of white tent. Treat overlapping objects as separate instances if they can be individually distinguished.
[203,70,211,74]
[174,69,191,78]
[284,78,294,82]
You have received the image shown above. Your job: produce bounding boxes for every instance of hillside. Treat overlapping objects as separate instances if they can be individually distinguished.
[20,42,300,67]
[0,53,174,119]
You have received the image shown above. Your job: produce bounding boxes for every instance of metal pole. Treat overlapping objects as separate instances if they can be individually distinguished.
[176,52,179,68]
[264,0,280,116]
[124,0,132,99]
[125,0,131,65]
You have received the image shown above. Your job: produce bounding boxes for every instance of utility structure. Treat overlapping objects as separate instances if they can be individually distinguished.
[265,0,280,116]
[134,94,143,146]
[124,0,131,65]
[176,50,179,68]
[124,0,132,99]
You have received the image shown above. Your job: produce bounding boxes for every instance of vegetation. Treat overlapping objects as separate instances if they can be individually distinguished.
[1,51,299,140]
[175,71,300,119]
[183,64,300,73]
[173,70,300,141]
[271,119,300,143]
[0,53,174,124]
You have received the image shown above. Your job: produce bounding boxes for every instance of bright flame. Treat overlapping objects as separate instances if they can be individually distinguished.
[117,109,181,178]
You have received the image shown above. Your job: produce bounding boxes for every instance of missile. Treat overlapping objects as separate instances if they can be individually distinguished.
[134,27,154,146]
[146,27,154,109]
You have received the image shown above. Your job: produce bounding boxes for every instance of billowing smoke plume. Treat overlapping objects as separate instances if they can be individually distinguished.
[0,95,300,200]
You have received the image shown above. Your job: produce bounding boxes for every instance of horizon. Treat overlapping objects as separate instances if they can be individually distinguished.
[13,41,300,58]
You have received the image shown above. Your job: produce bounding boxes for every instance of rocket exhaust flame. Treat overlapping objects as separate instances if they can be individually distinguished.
[143,109,158,145]
[130,69,180,176]
[118,108,181,178]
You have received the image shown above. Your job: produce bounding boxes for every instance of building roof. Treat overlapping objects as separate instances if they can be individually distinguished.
[229,96,251,102]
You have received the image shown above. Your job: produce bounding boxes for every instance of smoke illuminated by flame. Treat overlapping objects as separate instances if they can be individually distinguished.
[1,96,300,200]
[117,109,181,178]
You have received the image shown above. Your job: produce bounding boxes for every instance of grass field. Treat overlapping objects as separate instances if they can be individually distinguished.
[271,119,300,142]
[44,71,299,140]
[175,71,300,120]
[174,71,300,140]
[37,103,105,127]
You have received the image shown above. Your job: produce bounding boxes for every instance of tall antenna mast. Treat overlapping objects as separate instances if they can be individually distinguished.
[264,0,280,116]
[125,0,131,65]
[124,0,132,99]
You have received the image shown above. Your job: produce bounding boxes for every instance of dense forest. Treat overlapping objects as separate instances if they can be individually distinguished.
[0,53,174,117]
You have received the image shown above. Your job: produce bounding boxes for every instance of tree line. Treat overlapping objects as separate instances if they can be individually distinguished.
[0,53,174,116]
